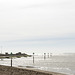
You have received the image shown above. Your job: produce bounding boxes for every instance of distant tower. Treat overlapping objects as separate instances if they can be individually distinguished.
[1,46,3,61]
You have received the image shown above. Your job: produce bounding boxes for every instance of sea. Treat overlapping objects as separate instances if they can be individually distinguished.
[0,54,75,75]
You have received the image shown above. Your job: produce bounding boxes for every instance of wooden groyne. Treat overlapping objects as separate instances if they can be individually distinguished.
[0,65,66,75]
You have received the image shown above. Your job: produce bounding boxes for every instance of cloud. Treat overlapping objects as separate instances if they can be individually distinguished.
[0,0,75,54]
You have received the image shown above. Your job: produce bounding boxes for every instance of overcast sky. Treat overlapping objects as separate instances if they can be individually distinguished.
[0,0,75,54]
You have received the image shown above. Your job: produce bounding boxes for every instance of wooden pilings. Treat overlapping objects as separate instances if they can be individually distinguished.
[33,53,34,64]
[44,53,52,60]
[11,52,12,67]
[44,53,46,60]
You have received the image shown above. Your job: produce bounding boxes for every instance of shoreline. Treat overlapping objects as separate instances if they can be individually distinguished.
[0,65,67,75]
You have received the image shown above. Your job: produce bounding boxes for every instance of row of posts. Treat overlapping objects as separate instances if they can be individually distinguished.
[10,52,52,67]
[33,53,52,64]
[44,53,52,60]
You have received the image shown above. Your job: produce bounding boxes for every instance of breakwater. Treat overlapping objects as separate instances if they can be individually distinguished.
[0,65,66,75]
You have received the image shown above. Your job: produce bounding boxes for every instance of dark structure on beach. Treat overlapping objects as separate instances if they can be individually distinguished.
[0,52,31,58]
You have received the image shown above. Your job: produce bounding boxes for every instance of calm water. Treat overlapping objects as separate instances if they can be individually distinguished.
[0,54,75,75]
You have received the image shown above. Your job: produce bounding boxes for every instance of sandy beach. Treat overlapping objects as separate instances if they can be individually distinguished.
[0,65,66,75]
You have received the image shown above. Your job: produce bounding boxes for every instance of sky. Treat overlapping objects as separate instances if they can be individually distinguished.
[0,0,75,55]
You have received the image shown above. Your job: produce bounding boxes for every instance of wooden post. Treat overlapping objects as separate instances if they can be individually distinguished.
[48,53,49,58]
[44,53,46,60]
[33,53,34,64]
[50,53,52,57]
[11,52,12,67]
